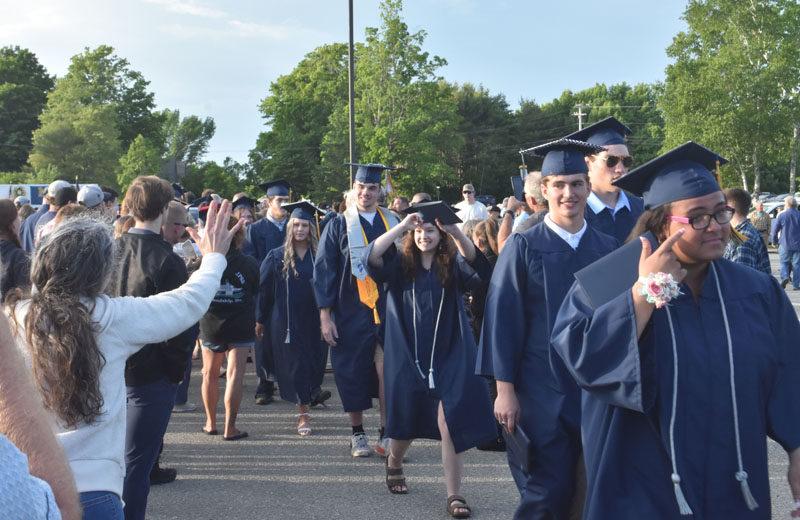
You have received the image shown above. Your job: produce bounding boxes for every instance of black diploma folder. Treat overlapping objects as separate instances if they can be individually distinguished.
[573,232,659,310]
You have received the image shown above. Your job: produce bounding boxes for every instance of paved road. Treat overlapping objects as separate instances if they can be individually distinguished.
[148,250,800,519]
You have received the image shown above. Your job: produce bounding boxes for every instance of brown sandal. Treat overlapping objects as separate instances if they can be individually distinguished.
[447,495,471,518]
[385,455,408,494]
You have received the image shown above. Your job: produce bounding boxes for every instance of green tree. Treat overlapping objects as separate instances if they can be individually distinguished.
[50,45,161,149]
[0,46,55,171]
[249,43,350,201]
[160,109,216,165]
[117,134,162,192]
[29,102,121,186]
[660,0,800,194]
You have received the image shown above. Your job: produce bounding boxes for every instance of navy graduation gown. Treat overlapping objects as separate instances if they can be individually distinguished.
[245,218,286,381]
[366,243,496,453]
[551,259,800,519]
[477,222,618,518]
[584,193,644,244]
[258,246,324,405]
[313,213,388,412]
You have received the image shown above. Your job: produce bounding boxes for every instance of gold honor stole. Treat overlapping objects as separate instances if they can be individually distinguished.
[345,205,399,324]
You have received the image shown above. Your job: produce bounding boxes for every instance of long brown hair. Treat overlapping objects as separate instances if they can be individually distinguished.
[12,218,115,428]
[626,203,672,244]
[400,225,456,288]
[473,218,499,256]
[282,218,318,278]
[0,199,22,249]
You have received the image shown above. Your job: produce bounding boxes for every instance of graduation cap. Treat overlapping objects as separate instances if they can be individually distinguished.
[565,116,632,146]
[258,179,292,198]
[613,141,727,210]
[522,139,606,177]
[283,201,325,223]
[188,195,213,221]
[403,200,462,225]
[231,196,257,212]
[346,163,396,184]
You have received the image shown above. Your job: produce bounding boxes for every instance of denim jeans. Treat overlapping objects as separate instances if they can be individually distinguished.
[778,246,800,287]
[80,491,123,520]
[123,377,177,520]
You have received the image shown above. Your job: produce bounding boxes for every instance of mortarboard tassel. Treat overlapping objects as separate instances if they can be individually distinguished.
[428,369,435,390]
[671,474,693,515]
[736,471,758,510]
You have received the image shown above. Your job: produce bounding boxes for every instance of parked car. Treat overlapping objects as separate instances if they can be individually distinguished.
[476,195,495,207]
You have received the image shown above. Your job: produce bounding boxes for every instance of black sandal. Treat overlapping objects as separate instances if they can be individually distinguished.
[447,495,472,518]
[385,455,408,494]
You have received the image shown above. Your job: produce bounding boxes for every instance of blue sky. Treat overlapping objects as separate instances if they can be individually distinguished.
[1,0,688,165]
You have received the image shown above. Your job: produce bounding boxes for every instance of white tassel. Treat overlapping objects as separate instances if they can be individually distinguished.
[671,474,693,516]
[284,329,291,344]
[428,369,435,390]
[736,471,758,510]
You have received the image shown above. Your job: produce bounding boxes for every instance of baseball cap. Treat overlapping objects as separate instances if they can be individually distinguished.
[47,180,71,197]
[78,184,105,208]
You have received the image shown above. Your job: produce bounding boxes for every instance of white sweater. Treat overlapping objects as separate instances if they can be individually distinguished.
[13,252,227,497]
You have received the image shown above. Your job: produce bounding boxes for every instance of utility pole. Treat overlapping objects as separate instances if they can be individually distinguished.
[572,104,589,130]
[347,0,356,185]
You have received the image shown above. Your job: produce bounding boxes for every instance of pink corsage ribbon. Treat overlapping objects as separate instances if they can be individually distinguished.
[637,272,682,308]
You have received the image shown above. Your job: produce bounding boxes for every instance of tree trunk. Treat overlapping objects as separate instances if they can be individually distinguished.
[739,164,750,193]
[790,123,799,196]
[752,144,761,196]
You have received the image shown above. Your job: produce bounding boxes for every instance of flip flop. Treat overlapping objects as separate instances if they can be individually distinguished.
[201,427,218,435]
[223,431,248,441]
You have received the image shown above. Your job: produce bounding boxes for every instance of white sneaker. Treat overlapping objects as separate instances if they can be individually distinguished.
[350,432,370,457]
[172,402,197,413]
[375,436,391,457]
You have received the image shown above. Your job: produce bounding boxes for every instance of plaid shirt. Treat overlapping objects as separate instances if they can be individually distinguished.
[724,219,772,275]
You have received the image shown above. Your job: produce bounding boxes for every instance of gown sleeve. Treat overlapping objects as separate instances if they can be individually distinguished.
[550,283,657,413]
[475,234,529,383]
[313,217,342,309]
[454,249,490,292]
[765,276,800,452]
[257,251,277,326]
[363,242,401,285]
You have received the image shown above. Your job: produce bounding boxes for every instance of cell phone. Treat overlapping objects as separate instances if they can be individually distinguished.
[511,176,524,200]
[181,240,197,261]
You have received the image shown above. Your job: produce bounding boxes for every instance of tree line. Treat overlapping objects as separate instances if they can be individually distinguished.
[1,0,798,203]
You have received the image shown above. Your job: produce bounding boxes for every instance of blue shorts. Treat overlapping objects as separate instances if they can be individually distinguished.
[200,340,254,354]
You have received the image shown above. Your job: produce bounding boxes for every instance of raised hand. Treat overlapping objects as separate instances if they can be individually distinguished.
[638,228,687,283]
[187,200,245,256]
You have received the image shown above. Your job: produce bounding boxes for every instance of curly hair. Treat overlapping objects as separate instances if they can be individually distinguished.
[400,225,455,288]
[11,217,116,428]
[282,218,319,278]
[627,203,673,244]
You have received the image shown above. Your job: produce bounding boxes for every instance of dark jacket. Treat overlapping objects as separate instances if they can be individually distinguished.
[199,247,259,346]
[113,230,195,386]
[0,239,30,300]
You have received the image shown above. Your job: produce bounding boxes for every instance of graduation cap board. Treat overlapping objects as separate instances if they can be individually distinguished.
[282,201,325,223]
[522,139,606,177]
[564,116,632,146]
[258,179,292,197]
[502,424,532,474]
[613,141,728,210]
[402,200,462,226]
[345,163,396,184]
[231,196,257,212]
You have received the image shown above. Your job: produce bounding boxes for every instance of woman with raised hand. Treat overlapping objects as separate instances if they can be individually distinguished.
[9,200,241,519]
[366,201,495,519]
[257,201,325,436]
[551,142,800,519]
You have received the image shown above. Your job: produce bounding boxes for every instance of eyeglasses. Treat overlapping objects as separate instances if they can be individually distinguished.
[667,206,734,230]
[463,190,473,194]
[604,155,633,168]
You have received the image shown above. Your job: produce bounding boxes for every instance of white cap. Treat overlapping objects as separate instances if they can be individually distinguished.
[14,195,30,206]
[47,180,71,197]
[77,184,104,208]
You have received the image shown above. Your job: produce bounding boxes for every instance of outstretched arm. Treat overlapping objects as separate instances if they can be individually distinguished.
[367,213,419,269]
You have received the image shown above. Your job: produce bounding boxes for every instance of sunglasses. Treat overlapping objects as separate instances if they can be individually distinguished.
[603,155,634,169]
[463,190,474,194]
[667,206,734,230]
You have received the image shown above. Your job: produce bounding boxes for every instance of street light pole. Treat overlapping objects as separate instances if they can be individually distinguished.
[348,0,356,185]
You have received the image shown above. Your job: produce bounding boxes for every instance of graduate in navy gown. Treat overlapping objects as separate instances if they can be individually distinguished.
[366,201,495,517]
[566,117,644,243]
[551,141,800,519]
[244,179,291,405]
[477,138,618,520]
[313,164,400,457]
[257,202,326,436]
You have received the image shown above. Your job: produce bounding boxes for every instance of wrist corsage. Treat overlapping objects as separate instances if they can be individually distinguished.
[637,272,682,308]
